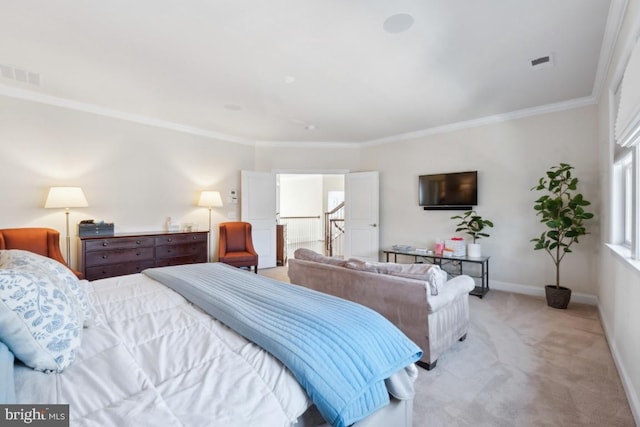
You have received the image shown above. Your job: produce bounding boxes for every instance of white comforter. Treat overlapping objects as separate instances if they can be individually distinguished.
[14,273,311,426]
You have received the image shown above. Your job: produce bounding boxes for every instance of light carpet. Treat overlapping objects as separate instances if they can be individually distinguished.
[259,266,635,427]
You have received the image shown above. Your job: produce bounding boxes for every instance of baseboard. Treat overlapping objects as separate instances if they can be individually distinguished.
[489,280,598,305]
[598,301,640,425]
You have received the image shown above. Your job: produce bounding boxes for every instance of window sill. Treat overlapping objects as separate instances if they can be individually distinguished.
[606,243,640,273]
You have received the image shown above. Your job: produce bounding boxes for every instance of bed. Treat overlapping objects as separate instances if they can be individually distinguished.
[0,249,420,427]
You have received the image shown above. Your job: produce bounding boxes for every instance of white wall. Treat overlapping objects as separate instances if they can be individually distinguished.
[279,174,324,243]
[254,145,360,172]
[360,106,600,297]
[0,96,254,266]
[596,0,640,422]
[279,175,323,217]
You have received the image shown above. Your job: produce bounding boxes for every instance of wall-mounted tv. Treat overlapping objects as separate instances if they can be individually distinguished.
[418,171,478,210]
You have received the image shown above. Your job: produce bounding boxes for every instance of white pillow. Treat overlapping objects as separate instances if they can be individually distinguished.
[0,250,85,372]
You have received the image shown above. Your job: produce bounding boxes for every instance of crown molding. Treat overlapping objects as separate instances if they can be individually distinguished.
[592,0,629,100]
[0,86,601,150]
[361,96,598,147]
[254,139,360,149]
[0,84,255,146]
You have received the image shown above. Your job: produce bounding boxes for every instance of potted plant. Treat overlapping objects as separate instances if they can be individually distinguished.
[451,210,494,257]
[531,163,594,309]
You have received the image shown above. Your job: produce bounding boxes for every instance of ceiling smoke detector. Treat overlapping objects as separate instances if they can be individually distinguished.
[530,54,555,70]
[383,13,414,34]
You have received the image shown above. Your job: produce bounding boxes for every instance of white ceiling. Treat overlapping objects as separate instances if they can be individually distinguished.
[0,0,620,145]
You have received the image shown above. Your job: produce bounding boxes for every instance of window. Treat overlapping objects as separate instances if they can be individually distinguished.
[623,154,633,246]
[612,140,639,260]
[611,35,640,261]
[614,151,634,248]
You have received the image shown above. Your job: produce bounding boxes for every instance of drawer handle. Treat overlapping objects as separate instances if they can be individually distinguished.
[136,240,141,245]
[167,238,173,242]
[102,255,107,259]
[102,242,108,246]
[136,252,141,256]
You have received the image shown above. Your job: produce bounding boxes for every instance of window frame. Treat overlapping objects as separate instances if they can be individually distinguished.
[613,149,636,251]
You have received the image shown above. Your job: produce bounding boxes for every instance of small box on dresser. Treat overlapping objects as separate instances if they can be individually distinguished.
[79,231,208,281]
[78,222,115,237]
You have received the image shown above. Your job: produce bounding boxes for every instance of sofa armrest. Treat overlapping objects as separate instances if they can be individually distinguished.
[426,275,475,313]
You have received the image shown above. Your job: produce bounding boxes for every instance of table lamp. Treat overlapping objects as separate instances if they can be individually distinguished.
[44,187,88,264]
[198,190,223,261]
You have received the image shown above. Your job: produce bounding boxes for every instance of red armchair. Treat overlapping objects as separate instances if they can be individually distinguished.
[218,222,259,273]
[0,227,84,279]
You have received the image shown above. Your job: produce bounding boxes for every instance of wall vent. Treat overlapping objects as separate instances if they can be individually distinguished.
[0,63,42,86]
[530,54,555,70]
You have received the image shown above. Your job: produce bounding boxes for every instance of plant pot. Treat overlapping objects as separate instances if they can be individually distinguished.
[545,285,572,309]
[467,243,482,258]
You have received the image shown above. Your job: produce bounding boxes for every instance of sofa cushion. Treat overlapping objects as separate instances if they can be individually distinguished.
[344,258,377,272]
[294,248,347,267]
[344,259,445,296]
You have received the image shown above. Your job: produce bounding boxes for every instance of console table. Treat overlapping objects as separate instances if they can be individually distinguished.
[383,248,490,298]
[78,231,208,281]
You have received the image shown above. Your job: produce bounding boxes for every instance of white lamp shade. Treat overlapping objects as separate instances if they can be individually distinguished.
[198,191,223,208]
[44,187,89,209]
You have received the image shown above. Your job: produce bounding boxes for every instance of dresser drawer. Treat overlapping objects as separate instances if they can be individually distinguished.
[84,247,155,267]
[155,253,207,267]
[85,236,155,252]
[154,233,207,246]
[86,260,156,281]
[156,242,207,259]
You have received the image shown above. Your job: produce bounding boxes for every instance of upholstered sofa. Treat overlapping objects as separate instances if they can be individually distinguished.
[287,249,475,370]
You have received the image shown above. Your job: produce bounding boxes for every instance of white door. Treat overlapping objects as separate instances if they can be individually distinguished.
[241,170,277,269]
[344,171,379,262]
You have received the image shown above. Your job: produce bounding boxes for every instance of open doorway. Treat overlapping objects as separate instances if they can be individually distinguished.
[277,174,345,261]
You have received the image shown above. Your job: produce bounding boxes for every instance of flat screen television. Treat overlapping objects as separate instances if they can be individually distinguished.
[418,171,478,210]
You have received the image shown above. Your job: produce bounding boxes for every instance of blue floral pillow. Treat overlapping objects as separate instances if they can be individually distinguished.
[0,250,84,372]
[0,250,95,326]
[0,340,16,403]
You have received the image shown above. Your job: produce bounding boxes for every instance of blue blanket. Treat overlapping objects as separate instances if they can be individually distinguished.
[143,263,421,427]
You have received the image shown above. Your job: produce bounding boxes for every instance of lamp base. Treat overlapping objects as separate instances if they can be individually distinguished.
[65,209,71,265]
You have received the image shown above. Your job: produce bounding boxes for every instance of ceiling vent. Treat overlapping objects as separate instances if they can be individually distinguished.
[0,64,42,86]
[530,54,555,70]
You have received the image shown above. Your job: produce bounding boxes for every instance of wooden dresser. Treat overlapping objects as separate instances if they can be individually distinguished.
[78,231,208,281]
